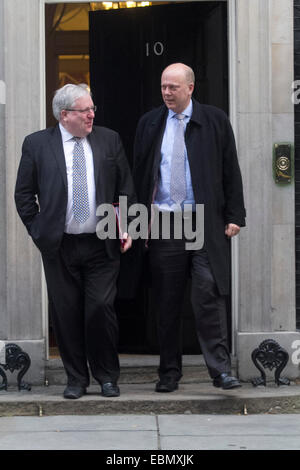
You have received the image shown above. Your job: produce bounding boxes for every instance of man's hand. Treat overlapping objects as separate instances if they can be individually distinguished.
[225,223,240,238]
[120,232,132,253]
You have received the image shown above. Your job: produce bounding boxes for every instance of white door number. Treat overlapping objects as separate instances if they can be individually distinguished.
[145,42,164,57]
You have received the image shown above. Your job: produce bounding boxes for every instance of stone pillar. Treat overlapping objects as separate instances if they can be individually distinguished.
[236,0,300,380]
[2,0,46,384]
[0,0,7,341]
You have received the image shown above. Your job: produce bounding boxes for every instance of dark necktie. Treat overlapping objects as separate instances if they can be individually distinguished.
[72,137,90,223]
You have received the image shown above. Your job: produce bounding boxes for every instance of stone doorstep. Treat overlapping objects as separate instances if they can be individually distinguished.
[1,356,299,417]
[45,354,227,385]
[0,382,300,417]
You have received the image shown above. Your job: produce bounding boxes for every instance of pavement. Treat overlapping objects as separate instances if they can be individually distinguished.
[0,413,300,451]
[0,354,300,452]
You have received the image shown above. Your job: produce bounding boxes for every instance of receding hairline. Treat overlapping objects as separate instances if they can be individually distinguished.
[161,63,195,84]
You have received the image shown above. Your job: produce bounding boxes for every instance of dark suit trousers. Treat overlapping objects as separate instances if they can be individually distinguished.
[149,234,231,382]
[42,233,120,387]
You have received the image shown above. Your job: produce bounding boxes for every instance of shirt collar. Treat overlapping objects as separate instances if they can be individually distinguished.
[167,100,193,120]
[59,123,75,143]
[59,123,87,143]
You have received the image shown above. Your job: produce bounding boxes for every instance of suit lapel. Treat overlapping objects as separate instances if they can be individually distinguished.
[144,106,167,157]
[152,116,167,178]
[88,129,106,202]
[47,126,108,203]
[48,125,68,190]
[186,100,211,204]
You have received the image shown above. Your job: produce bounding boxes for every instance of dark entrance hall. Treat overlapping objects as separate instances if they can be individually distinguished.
[89,1,229,354]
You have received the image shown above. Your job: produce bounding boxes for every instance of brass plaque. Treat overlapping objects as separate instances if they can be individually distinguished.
[273,143,293,184]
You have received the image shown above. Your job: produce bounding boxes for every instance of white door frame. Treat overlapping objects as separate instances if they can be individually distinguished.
[39,0,239,357]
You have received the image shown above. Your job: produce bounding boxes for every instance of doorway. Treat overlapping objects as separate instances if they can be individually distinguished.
[89,2,228,162]
[45,1,230,356]
[89,1,229,354]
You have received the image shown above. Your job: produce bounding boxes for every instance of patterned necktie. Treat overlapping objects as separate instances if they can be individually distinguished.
[72,137,90,224]
[170,113,186,205]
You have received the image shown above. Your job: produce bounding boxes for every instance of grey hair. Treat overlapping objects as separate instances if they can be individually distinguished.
[52,83,91,121]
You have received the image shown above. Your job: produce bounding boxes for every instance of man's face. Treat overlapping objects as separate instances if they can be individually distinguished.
[61,94,95,137]
[161,68,194,114]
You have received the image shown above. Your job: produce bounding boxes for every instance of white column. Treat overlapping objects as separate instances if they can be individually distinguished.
[3,0,46,384]
[0,0,7,339]
[236,0,299,380]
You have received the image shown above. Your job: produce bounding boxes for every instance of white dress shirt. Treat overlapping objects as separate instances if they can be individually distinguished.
[59,123,99,234]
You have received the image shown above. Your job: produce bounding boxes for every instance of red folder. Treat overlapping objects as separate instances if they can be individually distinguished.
[113,204,125,247]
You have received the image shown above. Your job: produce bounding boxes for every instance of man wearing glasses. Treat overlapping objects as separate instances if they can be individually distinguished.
[15,83,136,399]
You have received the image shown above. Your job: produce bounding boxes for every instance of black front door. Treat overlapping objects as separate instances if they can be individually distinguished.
[89,2,229,353]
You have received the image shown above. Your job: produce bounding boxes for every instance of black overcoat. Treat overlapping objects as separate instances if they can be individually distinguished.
[132,99,246,295]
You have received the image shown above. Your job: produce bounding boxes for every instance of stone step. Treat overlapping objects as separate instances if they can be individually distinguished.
[45,354,236,386]
[0,382,299,417]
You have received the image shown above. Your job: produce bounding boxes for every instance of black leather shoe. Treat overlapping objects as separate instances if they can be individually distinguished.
[101,382,120,397]
[155,379,178,393]
[213,373,241,390]
[63,385,86,399]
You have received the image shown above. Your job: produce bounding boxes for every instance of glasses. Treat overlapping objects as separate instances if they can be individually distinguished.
[65,106,97,114]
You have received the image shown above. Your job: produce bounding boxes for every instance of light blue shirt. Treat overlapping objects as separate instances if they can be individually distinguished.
[154,100,196,211]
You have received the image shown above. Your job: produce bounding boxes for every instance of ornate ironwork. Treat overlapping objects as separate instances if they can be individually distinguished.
[0,343,31,391]
[251,339,290,387]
